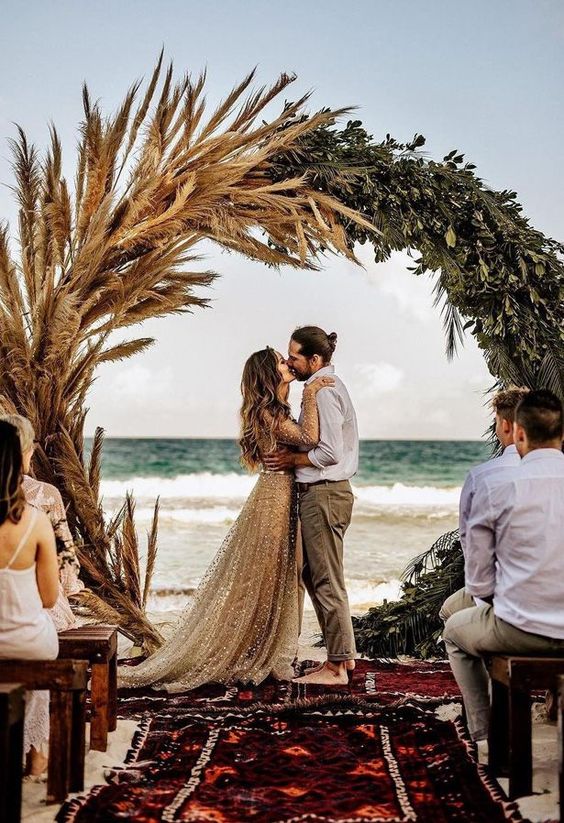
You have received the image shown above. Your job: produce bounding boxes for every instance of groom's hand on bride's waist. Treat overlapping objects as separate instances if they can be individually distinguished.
[263,449,312,471]
[263,448,295,471]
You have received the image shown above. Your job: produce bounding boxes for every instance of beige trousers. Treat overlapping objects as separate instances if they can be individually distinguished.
[298,479,356,662]
[439,587,475,622]
[443,604,564,740]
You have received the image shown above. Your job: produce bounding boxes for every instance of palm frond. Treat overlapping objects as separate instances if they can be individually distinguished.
[143,498,160,609]
[433,279,465,360]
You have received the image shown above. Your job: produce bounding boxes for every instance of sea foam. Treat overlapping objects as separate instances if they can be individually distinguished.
[101,472,460,508]
[101,472,255,500]
[145,576,403,612]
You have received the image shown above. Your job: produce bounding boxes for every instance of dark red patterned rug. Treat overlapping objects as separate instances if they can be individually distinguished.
[117,658,460,719]
[59,700,523,823]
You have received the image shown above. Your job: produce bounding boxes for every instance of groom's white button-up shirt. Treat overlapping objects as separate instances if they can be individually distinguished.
[465,448,564,638]
[295,365,359,483]
[459,443,521,558]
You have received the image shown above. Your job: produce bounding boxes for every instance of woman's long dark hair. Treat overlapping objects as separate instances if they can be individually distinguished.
[0,420,25,526]
[239,348,291,471]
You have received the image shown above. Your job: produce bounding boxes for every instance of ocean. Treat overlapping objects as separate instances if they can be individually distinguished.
[96,438,490,613]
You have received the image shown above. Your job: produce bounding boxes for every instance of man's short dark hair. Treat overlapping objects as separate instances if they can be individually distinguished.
[515,389,563,444]
[291,326,337,364]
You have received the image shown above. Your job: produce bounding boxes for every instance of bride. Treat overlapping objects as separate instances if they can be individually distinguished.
[118,347,333,691]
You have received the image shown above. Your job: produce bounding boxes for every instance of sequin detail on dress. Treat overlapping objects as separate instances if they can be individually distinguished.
[118,388,320,691]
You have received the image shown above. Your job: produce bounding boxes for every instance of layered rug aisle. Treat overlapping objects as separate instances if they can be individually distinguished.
[57,660,526,823]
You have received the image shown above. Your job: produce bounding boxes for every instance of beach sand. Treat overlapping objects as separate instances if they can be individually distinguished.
[21,612,559,822]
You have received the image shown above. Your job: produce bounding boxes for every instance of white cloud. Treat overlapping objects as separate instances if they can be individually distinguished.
[105,364,176,402]
[353,362,404,397]
[360,248,436,324]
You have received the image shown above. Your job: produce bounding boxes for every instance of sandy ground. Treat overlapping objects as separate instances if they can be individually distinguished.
[22,612,560,822]
[435,701,559,822]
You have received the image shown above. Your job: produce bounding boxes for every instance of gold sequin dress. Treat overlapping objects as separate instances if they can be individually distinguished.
[118,390,319,692]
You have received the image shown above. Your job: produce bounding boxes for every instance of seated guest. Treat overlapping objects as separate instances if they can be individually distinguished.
[0,421,60,776]
[440,386,528,621]
[443,389,564,742]
[0,414,83,630]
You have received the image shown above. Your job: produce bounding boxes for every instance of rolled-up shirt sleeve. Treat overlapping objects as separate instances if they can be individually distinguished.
[464,482,496,598]
[307,389,344,469]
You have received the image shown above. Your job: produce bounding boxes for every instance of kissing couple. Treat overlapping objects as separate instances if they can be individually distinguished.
[118,326,359,692]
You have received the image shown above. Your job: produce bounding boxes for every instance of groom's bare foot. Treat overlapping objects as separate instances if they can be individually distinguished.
[292,661,348,686]
[301,659,356,676]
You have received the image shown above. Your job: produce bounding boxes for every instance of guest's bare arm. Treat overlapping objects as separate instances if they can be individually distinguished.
[35,512,60,609]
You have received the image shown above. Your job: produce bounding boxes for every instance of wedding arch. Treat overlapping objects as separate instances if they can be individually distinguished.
[0,59,562,649]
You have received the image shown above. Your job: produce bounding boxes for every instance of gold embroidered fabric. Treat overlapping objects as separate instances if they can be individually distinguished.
[118,390,319,691]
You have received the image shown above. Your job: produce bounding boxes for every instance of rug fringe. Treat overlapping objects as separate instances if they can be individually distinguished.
[56,717,152,821]
[453,716,527,823]
[55,784,105,823]
[124,715,152,765]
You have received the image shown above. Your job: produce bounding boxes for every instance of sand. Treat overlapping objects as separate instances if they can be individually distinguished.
[436,701,559,822]
[21,613,560,822]
[21,719,139,823]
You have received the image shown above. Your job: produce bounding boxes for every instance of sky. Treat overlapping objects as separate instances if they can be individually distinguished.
[1,1,562,439]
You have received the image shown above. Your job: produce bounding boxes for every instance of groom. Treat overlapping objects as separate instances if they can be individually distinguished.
[264,325,358,686]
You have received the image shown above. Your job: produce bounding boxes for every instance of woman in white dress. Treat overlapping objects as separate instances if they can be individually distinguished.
[0,414,84,630]
[118,348,333,691]
[0,420,60,776]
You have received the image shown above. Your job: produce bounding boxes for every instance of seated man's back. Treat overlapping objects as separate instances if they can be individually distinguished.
[443,389,564,742]
[466,446,564,637]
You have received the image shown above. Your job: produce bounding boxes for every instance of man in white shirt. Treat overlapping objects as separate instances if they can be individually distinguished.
[263,326,358,687]
[443,389,564,741]
[439,387,528,621]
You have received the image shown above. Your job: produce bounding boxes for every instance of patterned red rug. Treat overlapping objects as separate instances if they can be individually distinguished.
[117,658,460,719]
[59,700,524,823]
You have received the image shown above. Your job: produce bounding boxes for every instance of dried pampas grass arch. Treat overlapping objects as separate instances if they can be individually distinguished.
[0,56,373,650]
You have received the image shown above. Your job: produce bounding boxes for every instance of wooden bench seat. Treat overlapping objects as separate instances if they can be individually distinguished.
[0,660,88,804]
[486,655,564,799]
[57,625,118,752]
[0,684,25,823]
[559,675,563,823]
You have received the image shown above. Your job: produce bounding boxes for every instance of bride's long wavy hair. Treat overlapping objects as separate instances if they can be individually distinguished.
[239,348,291,471]
[0,420,26,526]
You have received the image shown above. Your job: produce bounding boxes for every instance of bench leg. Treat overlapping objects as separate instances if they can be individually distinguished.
[488,679,509,775]
[70,689,86,792]
[559,679,564,815]
[9,712,24,823]
[0,696,24,823]
[508,686,532,799]
[47,692,73,804]
[90,662,109,751]
[108,652,117,732]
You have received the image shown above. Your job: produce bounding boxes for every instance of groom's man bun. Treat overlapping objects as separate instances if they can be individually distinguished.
[292,326,337,364]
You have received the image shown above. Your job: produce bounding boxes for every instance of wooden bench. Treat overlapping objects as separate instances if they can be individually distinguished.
[559,675,563,823]
[487,655,564,799]
[0,684,25,823]
[0,660,88,804]
[57,625,118,752]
